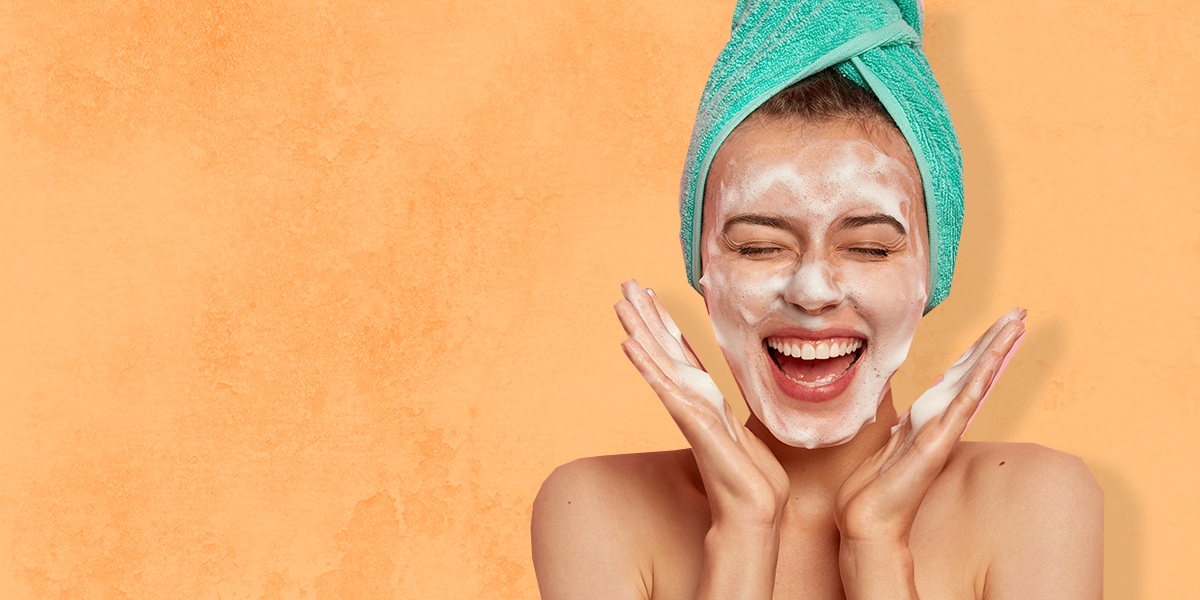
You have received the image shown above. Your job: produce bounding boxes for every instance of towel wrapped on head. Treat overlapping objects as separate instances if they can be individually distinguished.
[679,0,963,313]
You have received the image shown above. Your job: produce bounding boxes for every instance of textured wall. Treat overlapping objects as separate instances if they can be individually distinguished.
[0,0,1196,598]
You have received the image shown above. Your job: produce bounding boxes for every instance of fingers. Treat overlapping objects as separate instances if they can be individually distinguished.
[952,307,1028,377]
[623,338,746,472]
[645,288,706,371]
[723,402,742,444]
[621,338,709,436]
[882,311,1026,485]
[910,308,1028,434]
[615,298,677,374]
[889,407,911,438]
[678,334,707,371]
[876,416,913,475]
[981,328,1026,405]
[617,280,732,425]
[941,317,1025,435]
[622,280,691,365]
[617,280,787,521]
[646,288,706,370]
[961,328,1025,432]
[645,288,682,340]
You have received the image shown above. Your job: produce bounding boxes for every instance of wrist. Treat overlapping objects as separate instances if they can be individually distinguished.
[839,539,917,600]
[711,508,784,533]
[711,492,787,534]
[839,533,909,555]
[707,517,781,550]
[700,521,781,600]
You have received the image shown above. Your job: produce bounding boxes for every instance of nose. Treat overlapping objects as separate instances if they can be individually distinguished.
[783,256,845,314]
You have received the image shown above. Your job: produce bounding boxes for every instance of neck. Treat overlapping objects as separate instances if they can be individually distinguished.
[746,389,899,515]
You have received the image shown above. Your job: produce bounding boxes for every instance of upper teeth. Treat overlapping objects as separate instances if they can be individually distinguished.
[767,338,862,360]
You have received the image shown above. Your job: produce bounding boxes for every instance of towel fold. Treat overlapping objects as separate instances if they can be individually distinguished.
[680,0,963,312]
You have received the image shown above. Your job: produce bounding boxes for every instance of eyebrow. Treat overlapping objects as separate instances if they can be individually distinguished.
[722,214,792,235]
[835,213,907,236]
[721,212,907,236]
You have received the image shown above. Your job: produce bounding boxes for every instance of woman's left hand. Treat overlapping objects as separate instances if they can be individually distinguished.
[834,309,1026,597]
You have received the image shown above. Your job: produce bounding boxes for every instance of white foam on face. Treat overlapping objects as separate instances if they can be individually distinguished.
[701,125,928,449]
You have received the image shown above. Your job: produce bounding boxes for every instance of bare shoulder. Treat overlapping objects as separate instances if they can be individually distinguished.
[940,442,1104,599]
[532,450,707,600]
[533,449,705,527]
[944,441,1102,512]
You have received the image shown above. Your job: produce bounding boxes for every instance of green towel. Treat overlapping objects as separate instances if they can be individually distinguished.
[680,0,963,313]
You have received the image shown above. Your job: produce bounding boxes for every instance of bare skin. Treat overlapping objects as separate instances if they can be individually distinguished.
[532,119,1103,599]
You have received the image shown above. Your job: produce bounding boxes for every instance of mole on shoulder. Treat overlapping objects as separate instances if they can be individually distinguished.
[998,461,1006,466]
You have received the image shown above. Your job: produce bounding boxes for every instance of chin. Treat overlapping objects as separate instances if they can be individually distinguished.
[749,384,886,449]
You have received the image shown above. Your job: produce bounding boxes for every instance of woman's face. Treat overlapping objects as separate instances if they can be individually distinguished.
[699,117,929,449]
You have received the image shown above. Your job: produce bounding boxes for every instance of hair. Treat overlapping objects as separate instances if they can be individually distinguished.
[745,67,900,133]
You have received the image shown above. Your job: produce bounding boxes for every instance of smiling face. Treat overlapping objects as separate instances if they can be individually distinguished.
[699,116,929,449]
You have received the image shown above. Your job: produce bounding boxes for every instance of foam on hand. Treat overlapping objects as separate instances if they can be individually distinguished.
[905,309,1026,437]
[643,287,737,438]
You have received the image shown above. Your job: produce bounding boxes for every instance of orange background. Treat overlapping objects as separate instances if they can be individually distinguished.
[1,0,1197,598]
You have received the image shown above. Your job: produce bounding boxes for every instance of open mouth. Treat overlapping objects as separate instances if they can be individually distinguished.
[765,336,865,388]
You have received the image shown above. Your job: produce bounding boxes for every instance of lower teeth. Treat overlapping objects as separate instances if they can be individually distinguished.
[773,349,861,387]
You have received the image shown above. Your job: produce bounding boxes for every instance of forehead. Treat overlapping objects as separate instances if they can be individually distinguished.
[702,117,925,228]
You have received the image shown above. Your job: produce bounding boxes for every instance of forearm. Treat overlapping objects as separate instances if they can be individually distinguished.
[695,522,781,600]
[839,539,919,600]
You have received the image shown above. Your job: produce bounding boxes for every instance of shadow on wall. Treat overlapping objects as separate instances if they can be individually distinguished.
[924,8,1051,439]
[1092,464,1142,599]
[983,315,1066,443]
[923,7,1002,314]
[927,8,1139,596]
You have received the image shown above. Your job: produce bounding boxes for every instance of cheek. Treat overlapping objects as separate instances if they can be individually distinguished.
[701,255,785,342]
[840,258,927,325]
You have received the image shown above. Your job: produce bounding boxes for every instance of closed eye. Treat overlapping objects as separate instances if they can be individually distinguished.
[737,246,783,256]
[848,247,890,258]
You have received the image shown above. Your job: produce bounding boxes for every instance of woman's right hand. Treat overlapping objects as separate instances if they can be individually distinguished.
[614,280,790,531]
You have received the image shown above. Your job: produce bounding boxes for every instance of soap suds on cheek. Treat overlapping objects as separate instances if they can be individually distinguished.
[698,209,791,433]
[702,262,793,441]
[700,250,790,356]
[839,268,925,432]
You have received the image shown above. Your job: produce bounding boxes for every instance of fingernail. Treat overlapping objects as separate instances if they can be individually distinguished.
[621,280,641,301]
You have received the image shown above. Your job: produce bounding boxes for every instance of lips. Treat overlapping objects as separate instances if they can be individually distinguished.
[764,334,866,403]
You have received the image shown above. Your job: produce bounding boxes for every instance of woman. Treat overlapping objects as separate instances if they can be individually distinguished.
[532,2,1102,598]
